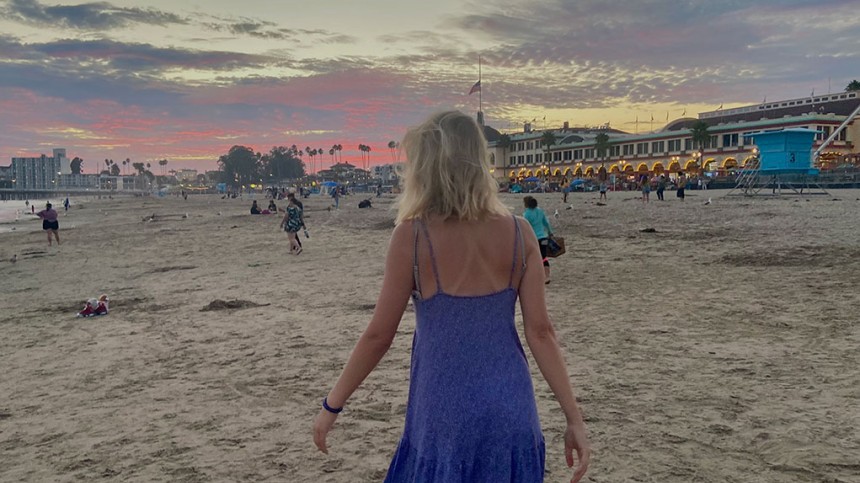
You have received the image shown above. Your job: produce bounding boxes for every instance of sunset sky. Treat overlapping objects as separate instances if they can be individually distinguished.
[1,0,858,171]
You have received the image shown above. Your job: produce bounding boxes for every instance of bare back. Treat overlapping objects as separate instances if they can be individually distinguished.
[412,215,526,300]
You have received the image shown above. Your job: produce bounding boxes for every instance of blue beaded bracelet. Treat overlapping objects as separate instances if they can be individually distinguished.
[322,397,343,414]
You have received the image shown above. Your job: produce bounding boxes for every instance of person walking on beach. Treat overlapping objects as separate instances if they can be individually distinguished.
[523,195,553,284]
[63,197,70,213]
[280,195,304,254]
[313,110,591,482]
[640,175,651,203]
[36,202,60,246]
[656,175,667,201]
[599,180,608,201]
[287,192,307,250]
[677,174,686,201]
[331,186,340,209]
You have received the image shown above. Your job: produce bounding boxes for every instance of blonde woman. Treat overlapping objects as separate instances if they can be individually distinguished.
[313,111,590,482]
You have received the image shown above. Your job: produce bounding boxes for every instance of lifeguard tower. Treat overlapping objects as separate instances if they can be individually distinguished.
[731,129,827,196]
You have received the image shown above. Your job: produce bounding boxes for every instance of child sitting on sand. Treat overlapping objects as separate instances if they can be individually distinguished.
[77,295,109,317]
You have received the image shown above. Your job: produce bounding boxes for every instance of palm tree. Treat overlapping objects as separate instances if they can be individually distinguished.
[336,144,343,163]
[159,159,168,176]
[689,120,710,173]
[122,159,128,175]
[846,80,860,92]
[540,131,556,175]
[388,141,397,162]
[594,132,610,178]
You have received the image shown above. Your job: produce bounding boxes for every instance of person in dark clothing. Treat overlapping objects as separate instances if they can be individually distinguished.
[36,202,60,246]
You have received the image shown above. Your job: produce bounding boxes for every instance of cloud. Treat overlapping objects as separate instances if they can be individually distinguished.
[436,0,860,108]
[29,38,282,71]
[199,14,357,44]
[1,0,187,29]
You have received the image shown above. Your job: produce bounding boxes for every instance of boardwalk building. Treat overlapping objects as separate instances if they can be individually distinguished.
[490,92,859,181]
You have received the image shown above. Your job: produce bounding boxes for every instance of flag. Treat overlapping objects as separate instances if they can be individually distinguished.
[718,103,723,110]
[468,80,481,95]
[650,113,654,122]
[666,111,669,122]
[682,108,686,116]
[810,89,814,97]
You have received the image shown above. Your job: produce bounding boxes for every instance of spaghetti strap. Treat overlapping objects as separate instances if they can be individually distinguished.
[412,222,422,295]
[416,220,443,295]
[509,215,527,288]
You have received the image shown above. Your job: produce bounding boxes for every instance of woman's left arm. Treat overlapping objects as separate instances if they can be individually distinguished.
[313,221,415,453]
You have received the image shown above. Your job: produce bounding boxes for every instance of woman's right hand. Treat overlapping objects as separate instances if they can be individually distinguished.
[313,408,338,454]
[564,422,591,482]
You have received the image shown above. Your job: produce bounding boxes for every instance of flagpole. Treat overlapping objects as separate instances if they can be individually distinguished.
[478,55,482,115]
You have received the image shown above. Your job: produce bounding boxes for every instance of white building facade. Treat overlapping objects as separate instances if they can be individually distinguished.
[11,148,69,190]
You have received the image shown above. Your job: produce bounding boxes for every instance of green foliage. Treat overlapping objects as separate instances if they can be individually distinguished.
[218,145,261,187]
[132,162,146,174]
[109,163,120,176]
[540,131,556,166]
[690,120,710,150]
[540,131,556,149]
[265,146,306,180]
[594,133,610,160]
[847,80,860,92]
[70,157,83,174]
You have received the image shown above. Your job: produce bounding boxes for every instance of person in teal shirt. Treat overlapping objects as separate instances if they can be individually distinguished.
[523,196,553,284]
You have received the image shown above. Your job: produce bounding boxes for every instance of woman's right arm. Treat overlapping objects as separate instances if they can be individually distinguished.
[313,221,415,453]
[517,218,590,482]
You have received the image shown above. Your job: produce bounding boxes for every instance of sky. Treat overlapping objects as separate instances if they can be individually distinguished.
[1,0,859,172]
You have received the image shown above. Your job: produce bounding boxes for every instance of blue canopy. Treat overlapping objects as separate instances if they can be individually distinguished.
[523,176,540,182]
[570,179,585,186]
[321,181,338,187]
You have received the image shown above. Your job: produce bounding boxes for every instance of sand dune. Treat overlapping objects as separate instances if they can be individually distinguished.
[1,190,859,482]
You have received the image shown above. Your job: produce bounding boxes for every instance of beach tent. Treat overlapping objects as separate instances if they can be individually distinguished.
[523,176,540,182]
[321,181,338,187]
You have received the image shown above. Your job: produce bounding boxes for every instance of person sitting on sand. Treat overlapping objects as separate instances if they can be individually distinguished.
[268,200,278,213]
[36,202,60,246]
[313,110,590,482]
[250,200,261,215]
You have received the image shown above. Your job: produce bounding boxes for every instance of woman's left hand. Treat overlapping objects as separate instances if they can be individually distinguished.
[313,408,338,454]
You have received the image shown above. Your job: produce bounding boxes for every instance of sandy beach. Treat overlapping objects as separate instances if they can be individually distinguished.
[1,189,859,482]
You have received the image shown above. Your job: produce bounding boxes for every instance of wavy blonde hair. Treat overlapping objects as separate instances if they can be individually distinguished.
[395,110,508,224]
